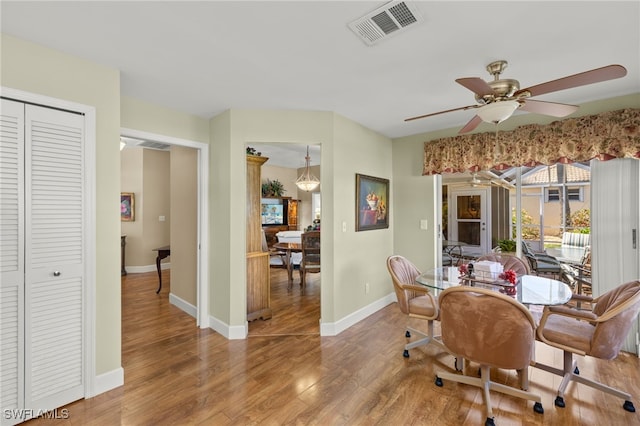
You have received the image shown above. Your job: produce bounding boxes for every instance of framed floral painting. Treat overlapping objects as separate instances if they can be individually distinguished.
[355,174,389,231]
[121,192,135,221]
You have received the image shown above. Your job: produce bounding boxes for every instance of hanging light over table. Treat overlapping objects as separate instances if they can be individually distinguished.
[295,145,320,192]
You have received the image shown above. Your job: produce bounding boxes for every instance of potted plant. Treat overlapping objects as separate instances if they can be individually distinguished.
[497,239,517,253]
[261,179,286,197]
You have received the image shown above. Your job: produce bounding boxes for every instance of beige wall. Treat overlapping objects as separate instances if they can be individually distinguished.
[120,147,171,267]
[170,146,198,305]
[120,147,143,264]
[1,33,122,375]
[142,149,171,260]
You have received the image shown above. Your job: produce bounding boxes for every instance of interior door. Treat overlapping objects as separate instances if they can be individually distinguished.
[0,98,26,420]
[24,104,86,411]
[591,158,640,354]
[450,188,489,254]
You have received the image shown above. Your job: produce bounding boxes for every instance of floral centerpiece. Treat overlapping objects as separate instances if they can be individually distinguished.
[499,269,517,295]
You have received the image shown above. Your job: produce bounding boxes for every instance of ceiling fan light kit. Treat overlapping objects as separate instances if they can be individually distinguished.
[477,100,520,124]
[405,60,627,133]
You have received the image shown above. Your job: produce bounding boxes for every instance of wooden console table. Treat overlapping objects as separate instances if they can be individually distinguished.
[153,245,170,294]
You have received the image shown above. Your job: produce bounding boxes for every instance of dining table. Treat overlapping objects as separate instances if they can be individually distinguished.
[415,267,573,307]
[272,242,301,288]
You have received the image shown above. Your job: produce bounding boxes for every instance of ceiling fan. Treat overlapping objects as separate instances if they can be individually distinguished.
[405,60,627,134]
[470,172,491,187]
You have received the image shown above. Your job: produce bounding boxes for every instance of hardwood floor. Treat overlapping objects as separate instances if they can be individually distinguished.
[26,269,640,425]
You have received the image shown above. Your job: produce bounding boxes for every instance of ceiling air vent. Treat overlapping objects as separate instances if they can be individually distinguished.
[120,136,171,151]
[348,1,423,46]
[138,141,171,151]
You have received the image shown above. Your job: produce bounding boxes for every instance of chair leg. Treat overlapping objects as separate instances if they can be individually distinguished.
[403,321,444,357]
[436,364,543,424]
[533,351,635,411]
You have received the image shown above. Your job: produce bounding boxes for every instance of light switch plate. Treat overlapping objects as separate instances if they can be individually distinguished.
[420,219,428,230]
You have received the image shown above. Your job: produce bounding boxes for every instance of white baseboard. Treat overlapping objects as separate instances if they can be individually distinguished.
[90,367,124,397]
[125,263,170,274]
[320,292,396,336]
[169,292,196,318]
[208,315,247,339]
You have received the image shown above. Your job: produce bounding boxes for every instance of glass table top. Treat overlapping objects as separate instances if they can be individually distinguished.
[415,267,573,306]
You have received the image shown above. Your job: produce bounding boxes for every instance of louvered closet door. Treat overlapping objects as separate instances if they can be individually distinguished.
[24,104,85,411]
[0,99,26,419]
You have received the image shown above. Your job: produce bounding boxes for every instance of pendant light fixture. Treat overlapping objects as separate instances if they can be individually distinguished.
[295,145,320,192]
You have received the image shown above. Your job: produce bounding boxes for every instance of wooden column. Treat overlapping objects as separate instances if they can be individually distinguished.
[246,154,272,321]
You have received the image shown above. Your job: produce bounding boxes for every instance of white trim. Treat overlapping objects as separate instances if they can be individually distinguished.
[208,315,248,340]
[319,292,396,336]
[120,128,210,329]
[125,263,171,274]
[169,292,196,318]
[90,367,124,398]
[1,87,98,405]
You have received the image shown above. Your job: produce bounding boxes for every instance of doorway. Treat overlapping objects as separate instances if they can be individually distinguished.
[248,142,321,336]
[120,128,210,328]
[449,188,490,254]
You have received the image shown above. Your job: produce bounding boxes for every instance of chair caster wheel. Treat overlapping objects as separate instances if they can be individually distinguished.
[533,402,544,414]
[555,396,565,408]
[435,376,443,387]
[574,366,580,375]
[623,400,636,412]
[484,417,495,426]
[403,349,409,358]
[405,330,411,338]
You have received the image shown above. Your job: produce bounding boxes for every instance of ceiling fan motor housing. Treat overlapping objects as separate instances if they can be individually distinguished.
[475,79,521,104]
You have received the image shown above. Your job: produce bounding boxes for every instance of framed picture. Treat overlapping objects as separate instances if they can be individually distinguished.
[355,174,389,231]
[121,192,135,222]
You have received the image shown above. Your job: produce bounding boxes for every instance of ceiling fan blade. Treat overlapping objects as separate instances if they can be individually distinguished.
[458,115,483,134]
[515,64,627,98]
[404,105,478,122]
[519,99,579,117]
[456,77,494,97]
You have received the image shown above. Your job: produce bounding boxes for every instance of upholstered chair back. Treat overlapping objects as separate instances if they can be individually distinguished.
[589,281,640,359]
[477,252,531,276]
[439,286,536,371]
[387,255,421,315]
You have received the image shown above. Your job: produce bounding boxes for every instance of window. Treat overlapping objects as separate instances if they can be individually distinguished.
[544,187,583,202]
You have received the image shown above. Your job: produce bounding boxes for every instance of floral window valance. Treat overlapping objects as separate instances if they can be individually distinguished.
[423,108,640,175]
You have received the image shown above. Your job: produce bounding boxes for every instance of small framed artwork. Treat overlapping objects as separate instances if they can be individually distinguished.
[355,174,389,231]
[121,192,135,222]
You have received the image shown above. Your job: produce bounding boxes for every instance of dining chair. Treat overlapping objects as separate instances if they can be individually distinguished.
[533,280,640,412]
[476,252,530,276]
[299,231,320,288]
[435,286,544,426]
[386,255,444,358]
[260,229,287,269]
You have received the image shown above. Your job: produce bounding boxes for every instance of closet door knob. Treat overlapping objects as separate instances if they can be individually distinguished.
[53,271,61,277]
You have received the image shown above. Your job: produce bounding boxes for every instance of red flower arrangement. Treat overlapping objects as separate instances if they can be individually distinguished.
[499,269,517,285]
[458,263,468,275]
[499,269,517,295]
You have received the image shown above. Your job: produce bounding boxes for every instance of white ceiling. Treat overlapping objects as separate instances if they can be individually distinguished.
[3,1,639,168]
